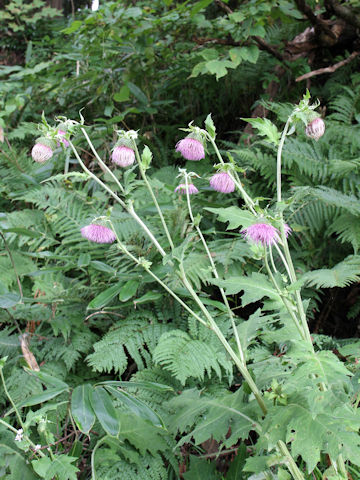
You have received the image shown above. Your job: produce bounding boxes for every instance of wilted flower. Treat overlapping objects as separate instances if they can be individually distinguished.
[242,223,280,246]
[57,129,69,148]
[174,183,199,195]
[112,145,135,167]
[209,172,235,193]
[81,224,116,244]
[33,444,41,452]
[175,137,205,161]
[15,428,23,442]
[31,143,53,163]
[305,117,325,141]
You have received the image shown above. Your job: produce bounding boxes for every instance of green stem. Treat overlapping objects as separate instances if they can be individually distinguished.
[264,250,306,340]
[81,127,125,195]
[179,263,267,415]
[132,140,175,251]
[184,174,245,364]
[91,436,109,480]
[69,140,167,257]
[278,440,306,480]
[109,225,208,327]
[0,369,23,430]
[276,121,313,347]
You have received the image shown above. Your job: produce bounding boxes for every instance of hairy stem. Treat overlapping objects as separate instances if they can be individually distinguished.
[132,140,175,250]
[183,173,245,363]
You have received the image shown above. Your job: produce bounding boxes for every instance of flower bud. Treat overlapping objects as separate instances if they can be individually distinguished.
[111,145,135,167]
[209,172,235,193]
[305,117,325,141]
[31,137,55,163]
[175,137,205,161]
[57,128,69,148]
[174,183,199,195]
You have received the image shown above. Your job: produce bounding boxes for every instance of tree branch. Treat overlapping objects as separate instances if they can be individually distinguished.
[296,51,359,81]
[325,0,360,29]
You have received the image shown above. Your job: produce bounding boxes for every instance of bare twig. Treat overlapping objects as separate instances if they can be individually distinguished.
[296,51,359,81]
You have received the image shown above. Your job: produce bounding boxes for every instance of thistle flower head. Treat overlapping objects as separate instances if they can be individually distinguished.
[284,223,292,237]
[56,123,70,148]
[81,224,116,244]
[31,137,55,163]
[175,136,205,161]
[305,117,325,141]
[209,172,235,193]
[242,223,280,246]
[111,145,135,167]
[174,183,199,195]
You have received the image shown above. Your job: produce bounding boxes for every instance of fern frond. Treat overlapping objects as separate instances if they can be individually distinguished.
[302,255,360,288]
[153,330,233,385]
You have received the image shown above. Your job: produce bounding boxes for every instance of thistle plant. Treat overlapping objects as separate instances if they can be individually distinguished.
[25,92,358,480]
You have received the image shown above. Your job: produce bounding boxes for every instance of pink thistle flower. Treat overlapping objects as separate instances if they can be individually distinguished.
[81,224,116,244]
[174,183,199,195]
[112,145,135,167]
[305,117,325,141]
[209,172,235,193]
[57,130,69,148]
[31,143,53,163]
[284,223,292,237]
[242,223,280,246]
[175,137,205,161]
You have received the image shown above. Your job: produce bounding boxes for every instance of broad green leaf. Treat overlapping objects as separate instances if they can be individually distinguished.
[71,384,95,433]
[229,48,243,67]
[113,85,130,102]
[89,260,116,274]
[2,227,41,238]
[87,282,123,309]
[211,272,280,306]
[90,387,119,436]
[127,82,148,105]
[240,45,260,64]
[77,252,91,267]
[19,388,67,407]
[119,280,139,302]
[25,369,69,389]
[205,206,255,230]
[61,20,83,34]
[205,59,234,80]
[191,0,213,16]
[133,291,162,305]
[105,386,165,428]
[226,443,247,479]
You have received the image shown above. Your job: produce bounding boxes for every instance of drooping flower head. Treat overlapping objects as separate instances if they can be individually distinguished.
[31,137,56,163]
[112,130,137,167]
[209,172,235,193]
[81,224,116,244]
[242,223,280,247]
[305,117,325,141]
[176,136,205,161]
[174,183,199,195]
[112,145,135,167]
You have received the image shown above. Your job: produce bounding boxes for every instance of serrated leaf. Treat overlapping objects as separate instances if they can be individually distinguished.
[212,272,280,306]
[241,117,280,145]
[184,456,221,479]
[205,206,255,230]
[205,113,216,139]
